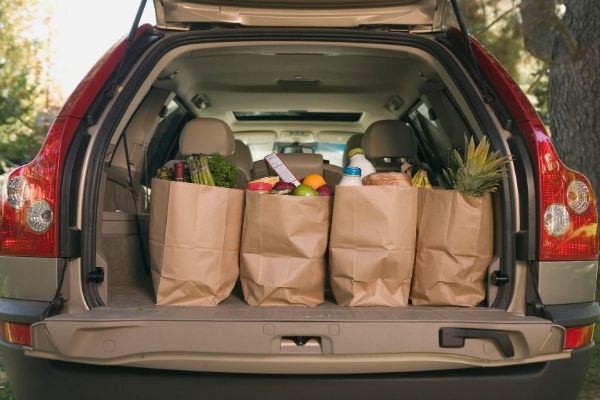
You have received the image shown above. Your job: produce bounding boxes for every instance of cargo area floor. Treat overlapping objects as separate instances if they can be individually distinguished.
[99,285,534,324]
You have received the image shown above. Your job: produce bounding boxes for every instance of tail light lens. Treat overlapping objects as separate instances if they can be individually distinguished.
[535,130,598,260]
[470,37,598,261]
[0,321,32,346]
[564,324,595,350]
[0,117,78,257]
[5,175,29,210]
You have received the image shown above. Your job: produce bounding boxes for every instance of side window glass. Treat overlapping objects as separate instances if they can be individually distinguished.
[144,99,189,186]
[411,94,471,169]
[411,102,453,168]
[416,103,439,128]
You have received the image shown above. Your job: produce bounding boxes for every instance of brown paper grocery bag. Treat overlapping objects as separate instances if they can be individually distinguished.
[329,186,417,306]
[411,189,493,306]
[149,178,244,306]
[240,191,331,306]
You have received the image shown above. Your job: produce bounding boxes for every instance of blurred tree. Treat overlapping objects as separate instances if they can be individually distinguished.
[522,0,600,204]
[461,1,550,121]
[462,0,524,81]
[0,0,54,174]
[547,1,600,204]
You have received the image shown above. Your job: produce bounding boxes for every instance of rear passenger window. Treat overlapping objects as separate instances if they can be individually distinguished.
[409,91,472,170]
[416,103,439,128]
[410,102,453,168]
[144,99,189,187]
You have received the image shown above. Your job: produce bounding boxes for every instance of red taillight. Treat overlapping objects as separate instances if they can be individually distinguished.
[0,321,32,346]
[0,117,79,257]
[564,324,595,350]
[470,37,598,261]
[535,130,598,260]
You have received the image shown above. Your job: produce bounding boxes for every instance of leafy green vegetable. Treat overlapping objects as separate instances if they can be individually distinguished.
[156,166,173,180]
[207,153,237,188]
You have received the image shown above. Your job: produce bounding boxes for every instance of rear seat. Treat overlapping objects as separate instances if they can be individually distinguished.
[175,118,248,187]
[252,153,343,186]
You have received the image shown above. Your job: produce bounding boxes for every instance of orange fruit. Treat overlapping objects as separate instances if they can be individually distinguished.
[302,174,326,190]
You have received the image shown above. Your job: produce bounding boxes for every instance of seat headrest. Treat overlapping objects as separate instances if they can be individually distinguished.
[179,118,235,156]
[362,120,417,159]
[342,133,364,167]
[252,153,323,180]
[226,139,253,176]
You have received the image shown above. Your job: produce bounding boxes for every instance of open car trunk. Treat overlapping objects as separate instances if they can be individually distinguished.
[27,30,570,374]
[98,38,505,310]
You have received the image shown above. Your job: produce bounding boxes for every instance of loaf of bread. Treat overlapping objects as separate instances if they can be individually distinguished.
[362,172,412,187]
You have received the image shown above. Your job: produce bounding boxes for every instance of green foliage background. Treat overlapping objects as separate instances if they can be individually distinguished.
[0,0,53,175]
[461,0,550,123]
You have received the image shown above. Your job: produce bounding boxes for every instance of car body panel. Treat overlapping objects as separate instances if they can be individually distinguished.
[534,260,598,305]
[0,256,61,302]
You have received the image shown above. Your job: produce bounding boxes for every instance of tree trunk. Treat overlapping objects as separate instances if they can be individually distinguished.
[520,0,559,63]
[548,0,600,203]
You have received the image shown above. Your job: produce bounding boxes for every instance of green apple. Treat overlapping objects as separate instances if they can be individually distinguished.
[292,184,318,197]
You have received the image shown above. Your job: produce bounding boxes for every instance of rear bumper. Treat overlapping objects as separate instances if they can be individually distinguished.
[1,341,593,400]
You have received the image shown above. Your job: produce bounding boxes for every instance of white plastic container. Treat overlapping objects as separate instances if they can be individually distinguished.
[348,148,376,178]
[338,167,363,186]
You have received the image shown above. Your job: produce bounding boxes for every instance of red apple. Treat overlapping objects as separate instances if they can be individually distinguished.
[272,181,295,191]
[316,185,334,196]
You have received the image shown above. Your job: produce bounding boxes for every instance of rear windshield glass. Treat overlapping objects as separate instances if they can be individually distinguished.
[234,131,354,166]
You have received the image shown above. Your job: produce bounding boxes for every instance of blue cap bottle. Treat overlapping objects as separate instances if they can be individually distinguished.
[339,166,363,186]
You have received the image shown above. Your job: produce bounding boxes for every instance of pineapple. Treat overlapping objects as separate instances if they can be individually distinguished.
[443,137,512,197]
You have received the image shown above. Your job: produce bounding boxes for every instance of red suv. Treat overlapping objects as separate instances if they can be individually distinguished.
[0,1,597,399]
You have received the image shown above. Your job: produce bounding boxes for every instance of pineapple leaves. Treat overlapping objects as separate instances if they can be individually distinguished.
[444,137,512,197]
